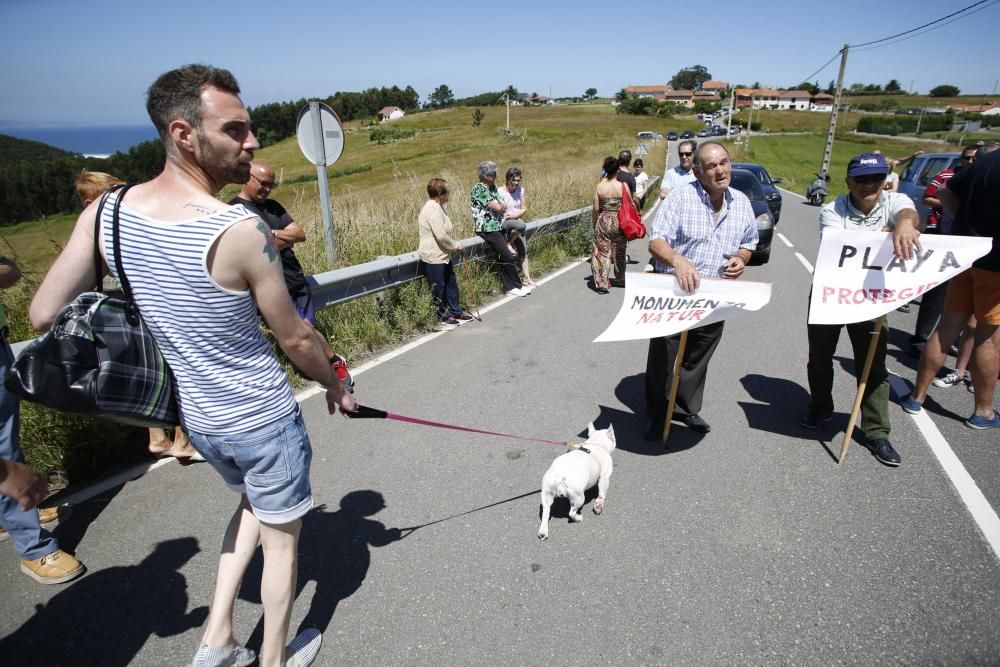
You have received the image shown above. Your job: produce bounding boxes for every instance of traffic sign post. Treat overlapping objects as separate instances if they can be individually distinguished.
[635,143,648,157]
[296,101,345,267]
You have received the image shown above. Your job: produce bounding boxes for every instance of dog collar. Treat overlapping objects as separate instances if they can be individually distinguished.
[579,446,591,454]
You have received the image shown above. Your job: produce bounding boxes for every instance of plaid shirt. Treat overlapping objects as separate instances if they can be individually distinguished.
[650,180,758,277]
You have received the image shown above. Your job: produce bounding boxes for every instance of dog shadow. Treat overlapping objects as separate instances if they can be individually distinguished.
[238,490,404,647]
[0,537,206,666]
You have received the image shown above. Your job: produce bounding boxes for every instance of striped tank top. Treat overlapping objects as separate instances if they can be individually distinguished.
[100,189,297,435]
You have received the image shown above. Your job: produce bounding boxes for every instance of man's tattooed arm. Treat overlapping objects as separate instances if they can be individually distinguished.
[258,221,279,262]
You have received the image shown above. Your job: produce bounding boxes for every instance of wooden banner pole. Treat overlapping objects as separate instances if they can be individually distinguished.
[838,319,883,464]
[661,330,689,443]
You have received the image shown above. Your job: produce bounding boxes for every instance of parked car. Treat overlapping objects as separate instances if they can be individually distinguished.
[732,162,783,223]
[728,126,741,135]
[667,131,679,141]
[680,130,695,139]
[897,151,960,227]
[711,126,727,136]
[730,168,773,265]
[636,131,659,141]
[696,128,712,137]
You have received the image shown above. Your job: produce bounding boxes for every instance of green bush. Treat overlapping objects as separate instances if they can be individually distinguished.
[368,126,416,144]
[856,113,953,135]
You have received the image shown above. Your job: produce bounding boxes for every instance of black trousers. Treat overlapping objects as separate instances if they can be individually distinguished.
[478,231,522,292]
[644,320,725,423]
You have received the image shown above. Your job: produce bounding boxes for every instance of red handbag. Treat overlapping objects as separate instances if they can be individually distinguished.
[617,181,646,240]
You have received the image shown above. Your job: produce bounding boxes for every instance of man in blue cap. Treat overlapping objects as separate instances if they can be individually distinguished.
[800,152,920,467]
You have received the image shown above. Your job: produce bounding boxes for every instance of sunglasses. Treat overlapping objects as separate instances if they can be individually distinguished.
[679,152,693,157]
[852,174,886,184]
[251,173,277,189]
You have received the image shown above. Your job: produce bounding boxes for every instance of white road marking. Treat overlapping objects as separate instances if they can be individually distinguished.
[777,232,794,248]
[888,376,1000,561]
[795,252,814,274]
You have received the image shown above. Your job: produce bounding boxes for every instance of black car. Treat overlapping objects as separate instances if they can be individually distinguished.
[729,168,773,265]
[680,130,694,139]
[711,126,727,136]
[732,162,783,223]
[667,131,679,141]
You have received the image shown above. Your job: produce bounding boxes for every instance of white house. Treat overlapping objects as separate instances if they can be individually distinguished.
[751,88,780,109]
[377,106,405,122]
[777,90,811,111]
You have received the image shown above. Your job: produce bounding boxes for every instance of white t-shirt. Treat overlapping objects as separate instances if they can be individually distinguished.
[819,191,915,235]
[634,171,649,197]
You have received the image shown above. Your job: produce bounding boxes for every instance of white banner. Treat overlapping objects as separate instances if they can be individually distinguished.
[808,229,992,325]
[594,273,772,342]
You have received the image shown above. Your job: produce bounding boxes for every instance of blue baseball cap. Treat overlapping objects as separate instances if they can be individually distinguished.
[847,152,889,178]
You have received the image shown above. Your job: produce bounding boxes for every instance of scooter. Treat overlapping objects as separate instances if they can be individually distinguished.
[806,172,829,206]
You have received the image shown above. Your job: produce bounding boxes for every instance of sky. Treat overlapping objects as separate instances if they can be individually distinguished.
[1,0,998,126]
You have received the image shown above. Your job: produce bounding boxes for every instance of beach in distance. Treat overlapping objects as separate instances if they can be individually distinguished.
[0,122,158,157]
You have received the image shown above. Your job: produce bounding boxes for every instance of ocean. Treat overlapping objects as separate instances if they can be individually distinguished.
[0,124,159,158]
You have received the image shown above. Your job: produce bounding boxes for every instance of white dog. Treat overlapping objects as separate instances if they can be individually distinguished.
[537,423,616,540]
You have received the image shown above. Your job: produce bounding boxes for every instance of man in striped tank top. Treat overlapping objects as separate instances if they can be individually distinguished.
[30,65,356,667]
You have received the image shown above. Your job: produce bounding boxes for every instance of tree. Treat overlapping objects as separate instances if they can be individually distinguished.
[471,109,485,127]
[503,85,519,100]
[614,88,631,104]
[930,84,960,97]
[797,81,820,95]
[752,81,761,90]
[670,65,711,90]
[429,84,454,108]
[885,79,901,93]
[584,87,598,100]
[825,80,836,95]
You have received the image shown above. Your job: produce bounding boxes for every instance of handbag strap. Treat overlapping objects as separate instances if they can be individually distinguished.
[101,184,141,324]
[91,186,120,291]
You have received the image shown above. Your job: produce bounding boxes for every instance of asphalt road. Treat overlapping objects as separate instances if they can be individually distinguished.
[0,146,997,666]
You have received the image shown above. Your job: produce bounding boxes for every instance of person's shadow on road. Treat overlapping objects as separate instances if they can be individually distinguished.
[0,537,206,666]
[239,490,404,648]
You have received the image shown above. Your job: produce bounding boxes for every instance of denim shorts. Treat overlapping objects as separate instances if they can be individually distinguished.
[187,409,313,524]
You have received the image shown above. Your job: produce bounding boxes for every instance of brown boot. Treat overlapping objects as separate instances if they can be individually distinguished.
[20,549,85,584]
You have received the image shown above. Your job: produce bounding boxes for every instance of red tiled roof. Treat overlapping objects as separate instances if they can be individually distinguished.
[624,85,668,93]
[378,106,401,115]
[701,80,729,90]
[779,89,812,98]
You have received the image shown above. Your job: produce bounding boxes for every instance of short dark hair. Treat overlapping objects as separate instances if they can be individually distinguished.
[618,150,632,167]
[505,167,522,182]
[603,156,620,177]
[427,177,448,198]
[146,64,241,141]
[633,159,644,168]
[678,140,697,154]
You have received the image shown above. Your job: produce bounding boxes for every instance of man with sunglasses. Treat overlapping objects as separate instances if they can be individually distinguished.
[659,139,697,200]
[801,152,919,467]
[230,161,314,322]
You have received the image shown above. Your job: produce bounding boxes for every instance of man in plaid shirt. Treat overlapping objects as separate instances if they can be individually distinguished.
[644,142,758,440]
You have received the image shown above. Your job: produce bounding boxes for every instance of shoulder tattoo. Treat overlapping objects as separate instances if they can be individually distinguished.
[257,221,279,262]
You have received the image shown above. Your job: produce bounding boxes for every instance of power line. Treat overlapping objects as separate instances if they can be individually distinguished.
[797,51,843,86]
[848,0,995,48]
[851,0,1000,53]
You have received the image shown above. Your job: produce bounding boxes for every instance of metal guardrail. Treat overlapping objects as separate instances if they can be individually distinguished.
[11,175,658,354]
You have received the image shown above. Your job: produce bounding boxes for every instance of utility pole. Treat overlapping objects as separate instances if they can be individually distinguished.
[915,106,925,135]
[819,44,849,179]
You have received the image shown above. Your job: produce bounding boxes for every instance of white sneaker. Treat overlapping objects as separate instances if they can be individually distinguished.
[436,320,457,331]
[933,371,968,388]
[520,285,533,295]
[505,287,527,297]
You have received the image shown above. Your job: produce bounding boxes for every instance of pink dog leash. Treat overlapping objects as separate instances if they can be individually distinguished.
[345,405,567,447]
